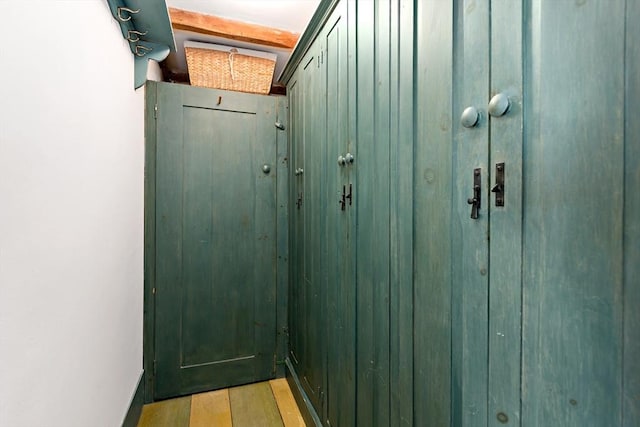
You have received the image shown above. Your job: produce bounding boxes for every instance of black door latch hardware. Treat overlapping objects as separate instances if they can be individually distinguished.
[467,168,481,219]
[491,162,504,207]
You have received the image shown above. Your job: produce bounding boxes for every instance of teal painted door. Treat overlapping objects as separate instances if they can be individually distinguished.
[153,83,278,399]
[521,1,637,425]
[323,2,355,426]
[289,40,327,413]
[453,1,639,426]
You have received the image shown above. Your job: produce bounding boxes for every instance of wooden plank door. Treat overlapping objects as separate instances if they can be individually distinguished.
[454,1,638,426]
[520,1,635,425]
[452,0,492,424]
[299,41,327,413]
[152,82,278,399]
[323,3,355,426]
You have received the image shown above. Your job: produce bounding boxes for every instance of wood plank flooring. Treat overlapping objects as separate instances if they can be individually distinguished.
[138,379,305,427]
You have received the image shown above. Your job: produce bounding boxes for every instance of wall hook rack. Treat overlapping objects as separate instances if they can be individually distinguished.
[107,0,176,88]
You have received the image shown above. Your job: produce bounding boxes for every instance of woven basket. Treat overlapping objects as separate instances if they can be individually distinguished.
[185,42,276,95]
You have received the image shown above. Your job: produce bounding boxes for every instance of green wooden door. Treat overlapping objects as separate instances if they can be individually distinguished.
[323,3,355,426]
[453,1,639,426]
[290,41,327,413]
[521,1,638,425]
[152,82,278,399]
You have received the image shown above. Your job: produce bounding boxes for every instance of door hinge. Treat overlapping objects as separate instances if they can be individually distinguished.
[154,104,158,119]
[153,359,157,374]
[152,287,156,295]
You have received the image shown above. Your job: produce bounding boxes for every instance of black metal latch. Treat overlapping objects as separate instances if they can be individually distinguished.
[339,184,353,211]
[296,192,303,210]
[491,162,505,207]
[467,168,481,219]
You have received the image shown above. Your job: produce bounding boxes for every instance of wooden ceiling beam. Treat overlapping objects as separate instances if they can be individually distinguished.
[168,7,299,50]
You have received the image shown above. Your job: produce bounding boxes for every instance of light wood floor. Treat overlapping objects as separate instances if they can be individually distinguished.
[137,379,306,427]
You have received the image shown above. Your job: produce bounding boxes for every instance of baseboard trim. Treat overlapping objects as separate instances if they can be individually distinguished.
[122,371,145,427]
[285,358,323,427]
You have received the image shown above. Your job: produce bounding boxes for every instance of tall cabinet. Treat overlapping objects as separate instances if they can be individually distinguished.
[288,2,357,426]
[285,0,639,426]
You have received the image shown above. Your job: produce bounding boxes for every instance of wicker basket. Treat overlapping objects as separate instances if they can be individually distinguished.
[184,41,277,94]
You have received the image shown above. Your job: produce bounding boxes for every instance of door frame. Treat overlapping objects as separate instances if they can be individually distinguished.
[142,81,289,403]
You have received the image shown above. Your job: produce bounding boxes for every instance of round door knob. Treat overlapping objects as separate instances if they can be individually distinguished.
[262,164,271,174]
[488,93,510,117]
[338,155,346,166]
[461,106,480,128]
[344,153,355,164]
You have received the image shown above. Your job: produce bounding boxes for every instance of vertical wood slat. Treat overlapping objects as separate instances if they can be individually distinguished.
[487,0,523,425]
[143,81,158,403]
[189,390,232,427]
[389,0,415,424]
[229,382,284,427]
[137,396,191,427]
[522,1,626,425]
[270,379,306,427]
[275,95,290,379]
[451,0,491,425]
[356,0,392,425]
[413,0,453,426]
[624,1,640,425]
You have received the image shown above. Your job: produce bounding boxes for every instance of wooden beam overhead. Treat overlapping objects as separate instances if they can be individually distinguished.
[168,7,299,50]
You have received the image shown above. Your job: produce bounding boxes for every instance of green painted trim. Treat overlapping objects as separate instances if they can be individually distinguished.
[121,372,145,427]
[278,0,340,84]
[284,359,323,427]
[143,81,158,403]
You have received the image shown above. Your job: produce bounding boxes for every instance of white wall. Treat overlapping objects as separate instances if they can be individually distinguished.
[0,2,144,426]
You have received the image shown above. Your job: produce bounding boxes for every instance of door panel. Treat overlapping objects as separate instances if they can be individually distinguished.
[454,1,634,426]
[522,1,626,425]
[452,0,490,424]
[300,44,326,411]
[487,0,523,425]
[324,3,354,426]
[154,83,277,399]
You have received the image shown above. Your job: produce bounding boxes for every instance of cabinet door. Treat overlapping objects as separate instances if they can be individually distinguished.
[452,0,492,423]
[153,83,278,399]
[453,1,637,426]
[521,1,633,425]
[323,2,355,426]
[300,41,327,413]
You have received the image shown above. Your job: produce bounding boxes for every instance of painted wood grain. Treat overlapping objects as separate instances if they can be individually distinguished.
[188,390,232,427]
[270,379,306,427]
[153,83,278,398]
[324,3,356,427]
[487,1,523,425]
[624,1,640,425]
[522,1,626,425]
[137,396,191,427]
[413,0,453,425]
[229,382,284,427]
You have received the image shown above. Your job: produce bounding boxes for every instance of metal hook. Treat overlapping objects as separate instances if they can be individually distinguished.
[134,44,153,57]
[127,30,148,43]
[117,6,140,22]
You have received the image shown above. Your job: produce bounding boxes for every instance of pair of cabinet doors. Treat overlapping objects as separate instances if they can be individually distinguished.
[448,1,639,426]
[289,3,357,427]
